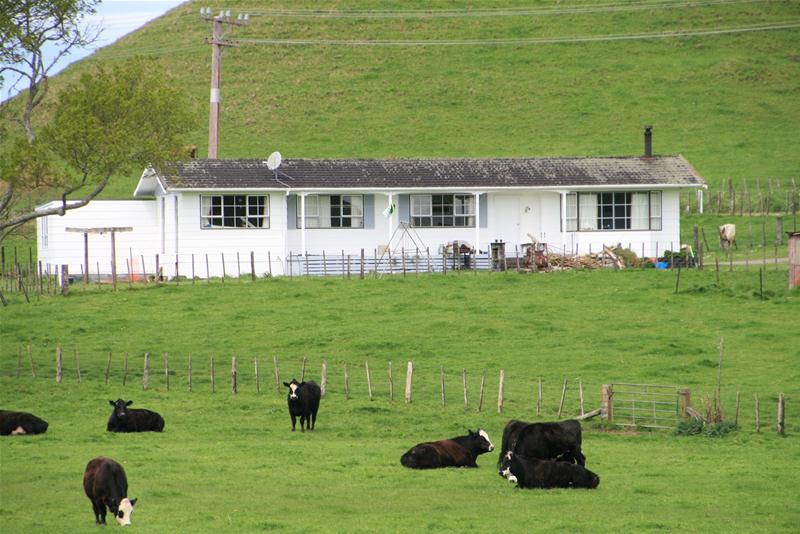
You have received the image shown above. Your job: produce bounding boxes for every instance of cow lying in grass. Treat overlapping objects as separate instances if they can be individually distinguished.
[83,457,137,525]
[401,429,494,469]
[107,399,164,433]
[0,410,49,436]
[499,419,585,466]
[499,451,599,489]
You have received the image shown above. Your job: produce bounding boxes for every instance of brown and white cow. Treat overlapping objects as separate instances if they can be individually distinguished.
[400,429,494,469]
[83,457,137,526]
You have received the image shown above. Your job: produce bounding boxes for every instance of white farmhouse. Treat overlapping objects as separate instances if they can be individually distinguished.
[36,144,705,279]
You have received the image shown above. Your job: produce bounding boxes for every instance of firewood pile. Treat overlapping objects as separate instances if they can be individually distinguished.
[545,246,633,271]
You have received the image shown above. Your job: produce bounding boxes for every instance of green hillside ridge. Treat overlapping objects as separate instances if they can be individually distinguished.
[6,0,800,200]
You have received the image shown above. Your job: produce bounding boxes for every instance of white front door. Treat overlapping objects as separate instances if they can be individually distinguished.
[489,196,521,248]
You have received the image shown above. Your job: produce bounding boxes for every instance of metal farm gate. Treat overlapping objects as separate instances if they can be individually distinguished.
[607,383,682,429]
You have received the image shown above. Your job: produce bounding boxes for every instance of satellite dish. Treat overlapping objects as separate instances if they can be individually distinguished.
[266,151,282,171]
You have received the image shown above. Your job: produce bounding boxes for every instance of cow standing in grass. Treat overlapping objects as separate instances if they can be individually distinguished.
[502,419,585,466]
[283,380,321,432]
[499,451,599,489]
[107,399,164,433]
[718,224,737,250]
[83,457,138,525]
[401,429,494,469]
[0,410,49,436]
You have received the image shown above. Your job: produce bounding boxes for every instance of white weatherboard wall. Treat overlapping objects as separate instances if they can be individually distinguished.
[36,200,159,278]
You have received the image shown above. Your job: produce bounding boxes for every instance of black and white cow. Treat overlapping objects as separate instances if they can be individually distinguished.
[503,419,585,466]
[400,429,494,469]
[499,451,599,489]
[283,379,321,432]
[0,410,49,436]
[107,399,164,433]
[83,457,138,525]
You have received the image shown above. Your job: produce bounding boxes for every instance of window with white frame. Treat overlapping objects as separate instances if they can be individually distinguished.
[411,194,475,227]
[201,195,269,229]
[297,195,364,228]
[565,191,662,231]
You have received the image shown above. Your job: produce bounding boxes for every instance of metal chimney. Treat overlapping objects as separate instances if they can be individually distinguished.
[644,125,653,157]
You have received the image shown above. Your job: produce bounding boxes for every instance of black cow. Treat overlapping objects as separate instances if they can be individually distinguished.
[499,451,599,489]
[497,419,529,466]
[400,429,494,469]
[107,399,164,433]
[0,410,49,436]
[283,379,321,432]
[83,457,138,525]
[502,419,585,466]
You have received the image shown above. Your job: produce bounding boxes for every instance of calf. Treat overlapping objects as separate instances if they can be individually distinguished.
[509,420,585,466]
[83,457,138,525]
[107,399,164,433]
[401,429,494,469]
[499,451,599,490]
[283,379,321,432]
[0,410,49,436]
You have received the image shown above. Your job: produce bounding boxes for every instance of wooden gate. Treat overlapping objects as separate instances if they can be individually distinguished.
[605,383,682,429]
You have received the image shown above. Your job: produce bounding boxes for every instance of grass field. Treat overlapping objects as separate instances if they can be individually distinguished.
[1,270,799,532]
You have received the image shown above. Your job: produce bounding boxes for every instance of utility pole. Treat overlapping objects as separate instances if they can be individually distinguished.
[200,8,248,159]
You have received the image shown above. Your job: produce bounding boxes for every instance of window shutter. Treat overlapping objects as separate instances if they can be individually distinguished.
[398,194,410,224]
[286,194,297,229]
[479,194,488,228]
[363,194,374,229]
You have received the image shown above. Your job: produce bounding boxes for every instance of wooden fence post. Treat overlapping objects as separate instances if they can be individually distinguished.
[679,388,691,418]
[205,254,210,282]
[105,352,112,385]
[366,361,373,401]
[344,363,350,399]
[28,344,36,378]
[734,391,740,427]
[273,356,281,394]
[578,379,585,416]
[143,352,150,390]
[254,357,260,393]
[56,346,62,383]
[188,355,193,392]
[462,369,468,411]
[360,248,365,279]
[321,360,328,397]
[777,393,785,435]
[755,393,760,432]
[75,350,81,382]
[557,378,568,418]
[61,264,69,296]
[601,384,614,421]
[301,356,307,382]
[478,370,486,412]
[440,366,446,407]
[231,357,238,394]
[388,361,394,402]
[404,361,413,404]
[123,352,128,386]
[210,356,216,393]
[164,353,170,391]
[537,377,543,416]
[250,251,256,281]
[237,252,242,280]
[497,369,505,413]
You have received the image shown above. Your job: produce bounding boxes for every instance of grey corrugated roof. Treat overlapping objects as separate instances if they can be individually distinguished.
[152,156,704,190]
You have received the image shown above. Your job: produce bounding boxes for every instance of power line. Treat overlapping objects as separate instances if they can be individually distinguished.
[229,0,770,19]
[236,20,800,46]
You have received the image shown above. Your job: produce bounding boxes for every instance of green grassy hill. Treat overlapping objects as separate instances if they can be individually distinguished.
[6,0,800,199]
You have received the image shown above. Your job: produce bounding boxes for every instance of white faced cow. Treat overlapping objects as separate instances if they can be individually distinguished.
[83,457,137,526]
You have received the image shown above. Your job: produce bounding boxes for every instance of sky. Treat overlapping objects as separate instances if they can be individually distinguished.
[2,0,185,102]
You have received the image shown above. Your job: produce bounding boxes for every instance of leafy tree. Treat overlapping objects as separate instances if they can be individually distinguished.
[0,59,192,239]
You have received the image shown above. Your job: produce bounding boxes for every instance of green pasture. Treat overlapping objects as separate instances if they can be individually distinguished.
[1,269,799,531]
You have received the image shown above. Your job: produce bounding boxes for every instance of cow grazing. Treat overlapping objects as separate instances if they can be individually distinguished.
[83,457,138,525]
[499,451,599,490]
[400,429,494,469]
[283,379,321,432]
[0,410,49,436]
[506,419,585,466]
[107,399,164,433]
[718,224,737,250]
[497,419,530,466]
